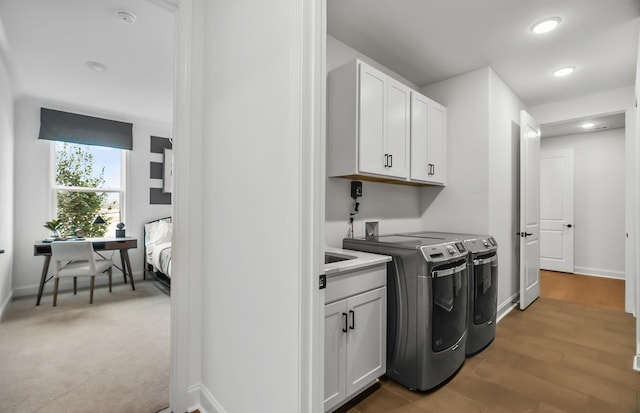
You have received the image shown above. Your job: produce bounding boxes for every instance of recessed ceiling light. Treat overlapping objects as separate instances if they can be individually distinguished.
[86,61,108,72]
[553,66,575,77]
[531,17,561,34]
[115,10,137,24]
[581,122,596,129]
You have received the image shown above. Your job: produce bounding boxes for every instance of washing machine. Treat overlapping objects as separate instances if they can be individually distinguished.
[343,234,468,391]
[403,231,498,356]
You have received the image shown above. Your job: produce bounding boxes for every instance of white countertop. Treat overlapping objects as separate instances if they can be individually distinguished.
[325,246,391,277]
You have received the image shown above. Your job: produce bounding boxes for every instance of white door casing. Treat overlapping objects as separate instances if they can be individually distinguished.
[540,149,574,273]
[520,110,541,310]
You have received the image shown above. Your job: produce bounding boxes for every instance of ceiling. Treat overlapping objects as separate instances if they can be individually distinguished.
[0,0,175,124]
[328,0,640,119]
[0,0,638,131]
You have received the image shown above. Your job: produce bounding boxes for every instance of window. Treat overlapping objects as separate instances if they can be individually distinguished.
[53,142,125,237]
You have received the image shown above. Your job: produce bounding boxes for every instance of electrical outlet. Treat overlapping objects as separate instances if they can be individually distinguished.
[365,221,379,239]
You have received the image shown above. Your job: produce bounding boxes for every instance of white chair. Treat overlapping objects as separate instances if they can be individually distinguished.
[50,240,113,306]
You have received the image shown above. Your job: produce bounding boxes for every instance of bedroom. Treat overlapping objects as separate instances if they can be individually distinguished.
[0,1,175,411]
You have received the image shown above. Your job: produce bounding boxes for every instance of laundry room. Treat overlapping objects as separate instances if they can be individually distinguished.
[323,1,638,412]
[324,33,523,322]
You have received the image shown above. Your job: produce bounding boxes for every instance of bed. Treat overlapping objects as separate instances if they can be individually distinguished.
[144,217,172,291]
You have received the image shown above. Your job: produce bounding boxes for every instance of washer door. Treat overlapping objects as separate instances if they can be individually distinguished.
[431,261,467,352]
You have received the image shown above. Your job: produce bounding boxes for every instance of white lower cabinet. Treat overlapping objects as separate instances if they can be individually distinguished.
[324,286,387,412]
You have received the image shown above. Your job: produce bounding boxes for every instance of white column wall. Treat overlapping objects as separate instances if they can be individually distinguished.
[0,43,14,318]
[11,97,171,297]
[541,129,626,278]
[179,0,321,411]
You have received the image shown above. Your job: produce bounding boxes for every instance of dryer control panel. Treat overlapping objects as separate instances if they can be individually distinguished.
[420,242,468,263]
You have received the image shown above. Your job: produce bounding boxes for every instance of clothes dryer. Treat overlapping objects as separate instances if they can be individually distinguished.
[403,231,498,356]
[343,235,468,391]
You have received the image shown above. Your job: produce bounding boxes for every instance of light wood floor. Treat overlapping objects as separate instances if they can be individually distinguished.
[339,272,637,413]
[540,270,625,312]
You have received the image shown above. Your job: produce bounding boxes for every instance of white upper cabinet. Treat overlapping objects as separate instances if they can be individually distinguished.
[328,60,411,182]
[358,64,388,176]
[410,92,447,185]
[328,59,445,186]
[385,78,411,178]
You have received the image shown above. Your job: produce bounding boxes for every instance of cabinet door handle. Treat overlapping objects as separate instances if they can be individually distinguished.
[384,154,389,167]
[389,154,393,168]
[349,310,355,330]
[431,164,435,175]
[342,312,348,333]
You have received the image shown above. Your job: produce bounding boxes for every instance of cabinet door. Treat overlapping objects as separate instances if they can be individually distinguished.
[386,79,411,178]
[324,300,347,412]
[410,93,430,181]
[358,63,387,176]
[346,287,386,398]
[428,102,446,184]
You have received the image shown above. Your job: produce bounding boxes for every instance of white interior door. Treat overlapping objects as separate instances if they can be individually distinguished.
[520,110,541,310]
[540,149,574,273]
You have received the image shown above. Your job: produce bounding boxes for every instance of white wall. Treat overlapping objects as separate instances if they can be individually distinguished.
[0,44,14,318]
[327,35,418,88]
[325,36,422,246]
[529,86,634,125]
[12,96,171,297]
[421,66,525,313]
[488,68,526,312]
[420,67,491,233]
[541,129,626,278]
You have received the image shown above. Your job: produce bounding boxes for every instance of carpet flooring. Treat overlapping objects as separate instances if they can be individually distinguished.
[0,280,170,413]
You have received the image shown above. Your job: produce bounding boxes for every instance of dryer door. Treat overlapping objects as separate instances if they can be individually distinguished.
[431,261,467,352]
[472,253,498,325]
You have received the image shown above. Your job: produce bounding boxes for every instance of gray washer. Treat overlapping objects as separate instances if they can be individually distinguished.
[343,235,468,391]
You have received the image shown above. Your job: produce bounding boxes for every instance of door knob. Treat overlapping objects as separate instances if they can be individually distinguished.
[563,224,573,228]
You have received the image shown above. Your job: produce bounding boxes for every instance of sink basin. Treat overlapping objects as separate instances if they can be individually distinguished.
[325,252,357,264]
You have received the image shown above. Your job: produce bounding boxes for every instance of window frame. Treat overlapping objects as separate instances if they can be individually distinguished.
[50,141,127,234]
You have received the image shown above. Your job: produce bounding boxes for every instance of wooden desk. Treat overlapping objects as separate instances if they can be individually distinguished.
[34,237,137,306]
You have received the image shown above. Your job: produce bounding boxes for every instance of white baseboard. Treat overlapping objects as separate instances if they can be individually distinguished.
[497,292,519,323]
[0,290,13,321]
[573,266,625,280]
[187,383,226,413]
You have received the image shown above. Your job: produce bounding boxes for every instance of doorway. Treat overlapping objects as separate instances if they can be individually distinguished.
[539,113,627,311]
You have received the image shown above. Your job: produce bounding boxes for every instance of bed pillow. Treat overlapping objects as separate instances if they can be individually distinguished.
[145,218,172,246]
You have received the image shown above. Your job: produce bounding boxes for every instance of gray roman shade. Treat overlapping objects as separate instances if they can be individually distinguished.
[38,108,133,150]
